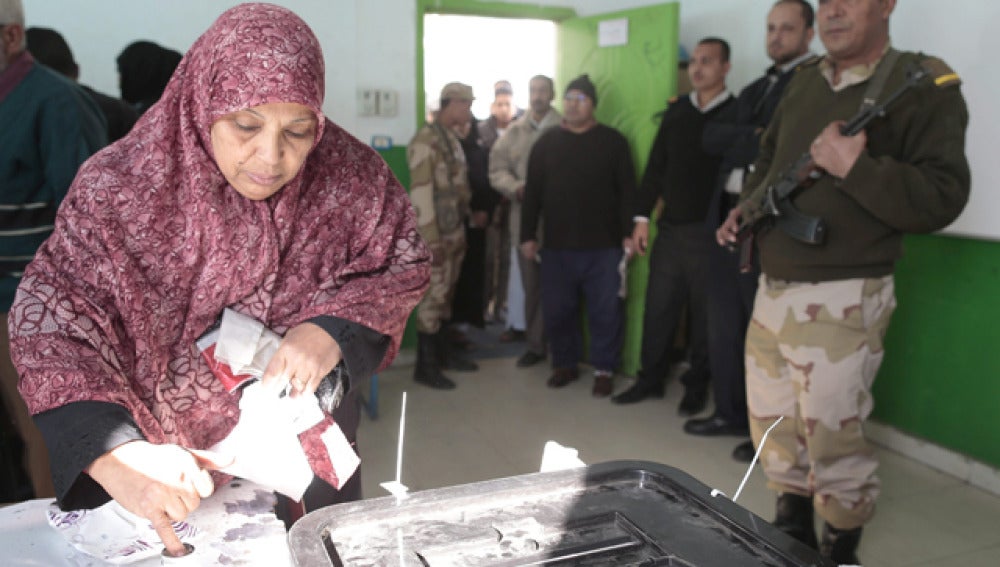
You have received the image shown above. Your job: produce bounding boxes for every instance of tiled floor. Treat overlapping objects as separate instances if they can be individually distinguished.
[356,334,1000,567]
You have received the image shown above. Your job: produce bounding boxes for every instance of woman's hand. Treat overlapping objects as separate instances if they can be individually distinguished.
[261,322,342,398]
[87,441,232,556]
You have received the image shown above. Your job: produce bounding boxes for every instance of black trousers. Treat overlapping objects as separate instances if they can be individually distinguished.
[638,222,713,390]
[706,238,758,427]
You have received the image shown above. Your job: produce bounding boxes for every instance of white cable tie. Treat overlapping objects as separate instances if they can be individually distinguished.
[380,391,409,500]
[732,415,784,503]
[395,391,406,483]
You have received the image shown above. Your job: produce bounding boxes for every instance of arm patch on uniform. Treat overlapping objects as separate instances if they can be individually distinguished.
[921,56,962,87]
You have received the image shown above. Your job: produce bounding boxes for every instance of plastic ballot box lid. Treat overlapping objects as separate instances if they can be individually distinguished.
[288,460,835,566]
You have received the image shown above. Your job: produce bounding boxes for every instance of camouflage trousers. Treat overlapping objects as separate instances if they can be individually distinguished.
[415,228,467,334]
[746,275,896,530]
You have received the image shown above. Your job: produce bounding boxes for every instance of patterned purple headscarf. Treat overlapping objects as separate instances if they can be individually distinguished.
[9,4,428,488]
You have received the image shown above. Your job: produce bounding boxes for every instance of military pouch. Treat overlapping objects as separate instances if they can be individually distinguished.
[434,192,462,233]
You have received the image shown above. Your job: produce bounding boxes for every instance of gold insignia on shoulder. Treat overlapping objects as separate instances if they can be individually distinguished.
[921,56,962,87]
[934,73,961,87]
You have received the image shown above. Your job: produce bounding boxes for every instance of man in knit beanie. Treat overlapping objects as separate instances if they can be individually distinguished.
[519,72,635,399]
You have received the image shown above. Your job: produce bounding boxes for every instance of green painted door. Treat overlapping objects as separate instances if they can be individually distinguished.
[556,3,680,376]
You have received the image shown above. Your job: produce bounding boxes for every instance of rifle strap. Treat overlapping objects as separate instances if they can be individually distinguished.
[860,48,901,113]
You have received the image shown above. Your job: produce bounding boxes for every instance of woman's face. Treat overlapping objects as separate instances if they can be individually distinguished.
[210,102,318,200]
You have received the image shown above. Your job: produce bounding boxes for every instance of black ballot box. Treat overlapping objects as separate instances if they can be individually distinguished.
[288,460,835,566]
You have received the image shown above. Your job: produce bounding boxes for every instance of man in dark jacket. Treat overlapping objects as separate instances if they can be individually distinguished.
[685,0,816,463]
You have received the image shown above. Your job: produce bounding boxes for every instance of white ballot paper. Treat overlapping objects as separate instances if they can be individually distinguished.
[210,381,321,502]
[207,308,349,502]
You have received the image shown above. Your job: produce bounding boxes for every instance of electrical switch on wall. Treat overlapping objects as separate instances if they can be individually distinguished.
[378,90,398,117]
[357,88,377,117]
[357,88,399,117]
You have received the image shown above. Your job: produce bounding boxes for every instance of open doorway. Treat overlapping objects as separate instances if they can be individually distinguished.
[422,14,557,121]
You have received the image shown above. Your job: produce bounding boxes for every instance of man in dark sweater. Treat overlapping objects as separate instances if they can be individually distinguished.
[520,74,635,398]
[717,0,969,563]
[686,0,816,464]
[612,38,733,416]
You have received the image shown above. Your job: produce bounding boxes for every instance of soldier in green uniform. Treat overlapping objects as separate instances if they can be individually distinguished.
[408,82,477,389]
[717,0,969,563]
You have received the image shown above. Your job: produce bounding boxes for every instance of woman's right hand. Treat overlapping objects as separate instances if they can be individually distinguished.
[87,441,233,556]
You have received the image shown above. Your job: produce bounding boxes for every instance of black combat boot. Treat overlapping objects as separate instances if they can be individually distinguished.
[436,330,478,372]
[773,493,818,550]
[413,332,456,389]
[820,522,862,565]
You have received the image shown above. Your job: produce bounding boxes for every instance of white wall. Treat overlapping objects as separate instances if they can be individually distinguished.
[24,0,416,145]
[22,0,998,237]
[24,0,791,146]
[20,0,802,145]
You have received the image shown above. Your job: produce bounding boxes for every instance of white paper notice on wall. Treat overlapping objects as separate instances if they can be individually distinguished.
[598,18,629,47]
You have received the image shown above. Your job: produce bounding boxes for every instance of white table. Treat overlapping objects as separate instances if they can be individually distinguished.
[0,480,292,566]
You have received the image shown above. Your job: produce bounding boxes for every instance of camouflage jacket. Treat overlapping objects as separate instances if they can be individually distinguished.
[406,123,471,244]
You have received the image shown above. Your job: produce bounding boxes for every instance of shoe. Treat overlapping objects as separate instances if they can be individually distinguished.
[820,522,862,564]
[441,355,479,372]
[436,331,479,372]
[591,372,613,397]
[677,387,708,416]
[731,440,755,463]
[448,329,476,352]
[773,493,818,550]
[416,371,455,389]
[547,367,579,388]
[498,328,526,343]
[683,414,750,437]
[611,381,664,404]
[516,351,546,367]
[413,332,456,390]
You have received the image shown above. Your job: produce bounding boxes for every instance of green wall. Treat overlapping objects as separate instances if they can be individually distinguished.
[874,234,1000,467]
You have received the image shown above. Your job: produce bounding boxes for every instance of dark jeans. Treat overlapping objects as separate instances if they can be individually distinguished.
[638,223,713,390]
[540,248,623,372]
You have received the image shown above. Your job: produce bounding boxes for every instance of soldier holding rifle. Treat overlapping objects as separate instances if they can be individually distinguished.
[716,0,969,563]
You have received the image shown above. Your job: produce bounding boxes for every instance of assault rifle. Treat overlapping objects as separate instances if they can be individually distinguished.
[733,63,929,269]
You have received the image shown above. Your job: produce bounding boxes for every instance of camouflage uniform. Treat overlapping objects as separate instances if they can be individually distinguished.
[746,275,895,528]
[739,48,969,535]
[408,122,471,334]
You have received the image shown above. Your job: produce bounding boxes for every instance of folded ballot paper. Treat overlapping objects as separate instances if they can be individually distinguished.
[197,309,359,502]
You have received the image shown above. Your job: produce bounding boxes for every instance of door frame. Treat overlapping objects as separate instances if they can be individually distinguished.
[415,1,576,130]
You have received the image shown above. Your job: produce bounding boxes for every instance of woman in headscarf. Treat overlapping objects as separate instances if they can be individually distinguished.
[116,39,183,114]
[8,2,428,554]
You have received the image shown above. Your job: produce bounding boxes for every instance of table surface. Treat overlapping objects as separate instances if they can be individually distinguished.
[0,481,292,566]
